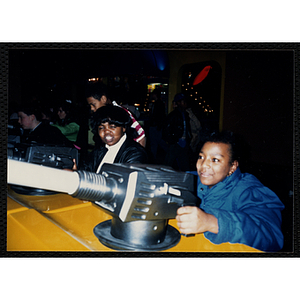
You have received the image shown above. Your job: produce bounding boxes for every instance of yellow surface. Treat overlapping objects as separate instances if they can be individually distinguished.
[7,187,261,253]
[168,218,261,252]
[7,196,29,215]
[7,209,91,251]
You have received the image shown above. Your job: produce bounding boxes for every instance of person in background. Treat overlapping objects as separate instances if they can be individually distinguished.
[176,130,284,252]
[186,105,201,154]
[186,103,202,168]
[40,105,55,125]
[121,88,141,120]
[8,107,22,146]
[148,89,168,164]
[17,105,73,146]
[74,105,148,173]
[52,100,80,143]
[85,82,146,147]
[162,93,192,171]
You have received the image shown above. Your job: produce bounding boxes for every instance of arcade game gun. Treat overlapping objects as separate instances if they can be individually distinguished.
[7,143,78,169]
[7,159,199,251]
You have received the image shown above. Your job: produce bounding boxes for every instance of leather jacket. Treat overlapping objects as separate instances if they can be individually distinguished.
[21,122,73,147]
[81,137,148,172]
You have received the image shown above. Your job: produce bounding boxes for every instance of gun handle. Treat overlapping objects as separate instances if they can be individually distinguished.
[181,233,195,237]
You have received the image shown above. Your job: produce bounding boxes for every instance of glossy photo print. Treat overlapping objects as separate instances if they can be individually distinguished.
[3,43,297,257]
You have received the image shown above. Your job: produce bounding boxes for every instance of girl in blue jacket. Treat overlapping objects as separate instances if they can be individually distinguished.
[176,131,284,252]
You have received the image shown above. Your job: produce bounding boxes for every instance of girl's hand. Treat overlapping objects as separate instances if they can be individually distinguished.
[176,206,219,235]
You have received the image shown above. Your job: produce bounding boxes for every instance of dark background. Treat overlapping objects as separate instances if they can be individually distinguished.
[222,50,294,252]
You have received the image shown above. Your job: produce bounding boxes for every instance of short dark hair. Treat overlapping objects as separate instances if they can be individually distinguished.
[90,105,131,134]
[18,106,43,122]
[58,99,72,114]
[85,82,108,100]
[203,130,240,164]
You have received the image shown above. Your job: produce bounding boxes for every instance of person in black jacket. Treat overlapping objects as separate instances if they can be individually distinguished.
[77,105,148,173]
[17,105,73,147]
[162,93,192,171]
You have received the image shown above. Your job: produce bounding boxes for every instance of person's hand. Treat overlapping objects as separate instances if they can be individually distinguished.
[176,206,219,235]
[72,159,78,170]
[64,159,77,172]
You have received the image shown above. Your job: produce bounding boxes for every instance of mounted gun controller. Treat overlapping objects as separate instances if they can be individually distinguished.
[7,159,199,251]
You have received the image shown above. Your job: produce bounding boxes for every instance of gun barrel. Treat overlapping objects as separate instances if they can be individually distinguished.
[7,158,80,195]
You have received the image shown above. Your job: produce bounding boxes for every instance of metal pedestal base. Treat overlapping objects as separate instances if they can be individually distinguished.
[11,185,58,196]
[93,219,181,251]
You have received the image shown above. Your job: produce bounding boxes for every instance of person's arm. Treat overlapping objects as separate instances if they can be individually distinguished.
[131,120,146,147]
[203,186,284,251]
[117,103,146,147]
[138,136,146,147]
[52,122,80,136]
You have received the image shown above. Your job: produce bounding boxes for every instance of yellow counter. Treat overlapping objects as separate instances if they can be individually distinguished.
[7,187,262,253]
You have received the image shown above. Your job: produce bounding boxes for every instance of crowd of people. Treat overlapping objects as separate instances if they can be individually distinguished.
[7,82,285,252]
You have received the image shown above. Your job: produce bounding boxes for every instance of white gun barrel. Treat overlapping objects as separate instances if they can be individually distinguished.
[7,158,80,195]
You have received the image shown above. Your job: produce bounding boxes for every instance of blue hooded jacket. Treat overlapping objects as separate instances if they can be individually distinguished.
[190,167,284,252]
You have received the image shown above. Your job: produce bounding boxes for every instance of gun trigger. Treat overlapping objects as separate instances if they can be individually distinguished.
[181,233,195,237]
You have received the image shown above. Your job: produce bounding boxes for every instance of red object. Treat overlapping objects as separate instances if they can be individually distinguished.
[193,66,212,85]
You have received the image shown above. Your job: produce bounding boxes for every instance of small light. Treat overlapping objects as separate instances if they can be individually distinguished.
[88,77,99,82]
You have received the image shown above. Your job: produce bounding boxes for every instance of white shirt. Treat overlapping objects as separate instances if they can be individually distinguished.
[96,133,127,174]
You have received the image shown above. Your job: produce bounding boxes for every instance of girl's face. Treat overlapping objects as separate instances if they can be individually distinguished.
[196,142,238,188]
[57,107,66,120]
[98,122,125,146]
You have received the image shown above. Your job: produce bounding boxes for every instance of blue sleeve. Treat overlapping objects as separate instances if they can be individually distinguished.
[203,186,285,252]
